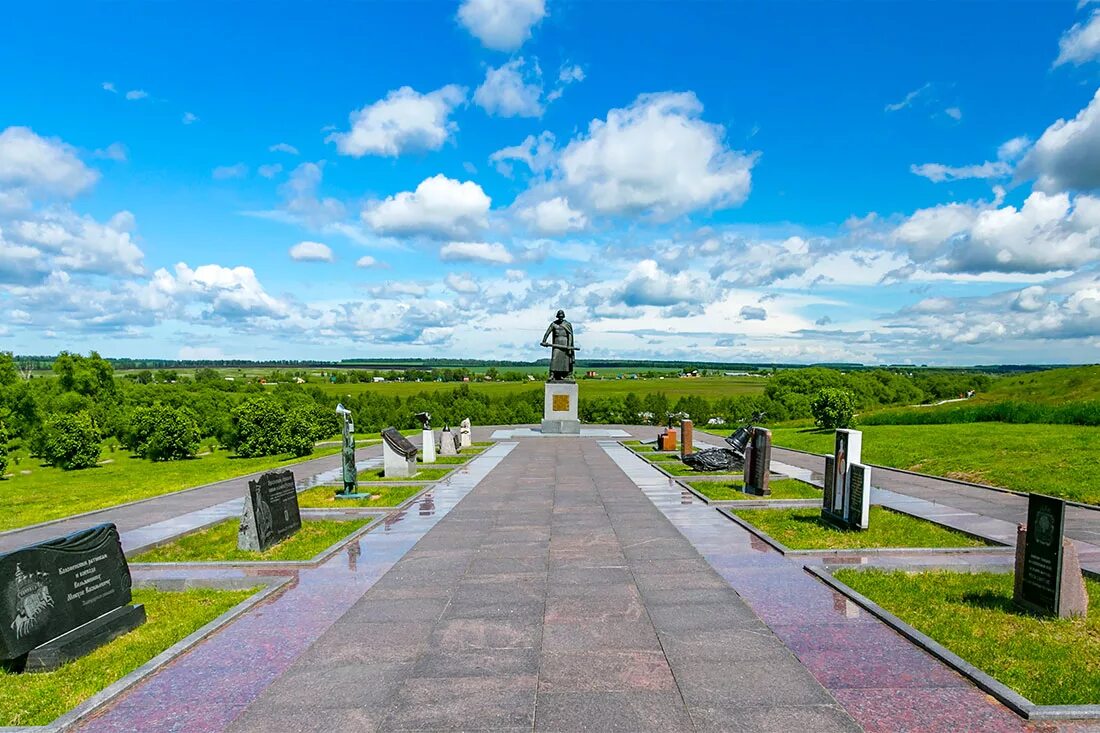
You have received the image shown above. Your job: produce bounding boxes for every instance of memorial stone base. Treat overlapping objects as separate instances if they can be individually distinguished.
[541,381,580,434]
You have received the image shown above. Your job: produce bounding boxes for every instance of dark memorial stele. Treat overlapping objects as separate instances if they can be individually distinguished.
[238,469,301,552]
[1,523,145,672]
[744,427,772,496]
[1016,493,1066,616]
[382,427,418,458]
[822,456,843,526]
[846,464,870,530]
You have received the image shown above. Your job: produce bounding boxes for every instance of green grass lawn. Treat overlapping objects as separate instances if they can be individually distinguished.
[687,478,820,501]
[730,506,990,550]
[298,484,426,508]
[0,446,342,533]
[647,457,739,476]
[316,376,765,400]
[132,518,370,562]
[356,467,453,482]
[835,569,1100,705]
[419,454,475,465]
[0,586,254,726]
[771,424,1100,505]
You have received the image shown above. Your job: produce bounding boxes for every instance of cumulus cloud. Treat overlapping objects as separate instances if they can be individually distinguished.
[440,241,514,264]
[5,209,144,278]
[125,89,148,101]
[356,255,384,268]
[740,305,767,320]
[363,174,490,239]
[546,63,586,103]
[1055,10,1100,66]
[0,126,99,198]
[445,272,481,293]
[945,107,962,121]
[712,236,812,287]
[145,262,290,320]
[489,131,555,176]
[369,281,428,298]
[559,92,757,218]
[102,82,116,93]
[457,0,545,51]
[614,259,713,307]
[269,143,299,155]
[474,58,543,118]
[518,196,587,234]
[1019,89,1100,192]
[289,240,334,262]
[212,163,248,180]
[327,85,466,157]
[258,163,283,179]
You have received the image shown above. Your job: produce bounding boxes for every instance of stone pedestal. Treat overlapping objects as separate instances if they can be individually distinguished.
[421,429,436,464]
[680,419,694,458]
[382,428,418,478]
[1014,524,1088,619]
[439,428,458,456]
[542,382,580,434]
[658,430,677,451]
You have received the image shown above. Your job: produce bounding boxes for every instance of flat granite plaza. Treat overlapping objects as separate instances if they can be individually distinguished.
[4,427,1099,732]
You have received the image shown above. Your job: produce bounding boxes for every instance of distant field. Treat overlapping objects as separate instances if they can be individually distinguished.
[315,376,767,400]
[769,424,1100,505]
[978,365,1100,404]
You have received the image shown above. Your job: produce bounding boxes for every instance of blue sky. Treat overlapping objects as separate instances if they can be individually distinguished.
[3,1,1100,365]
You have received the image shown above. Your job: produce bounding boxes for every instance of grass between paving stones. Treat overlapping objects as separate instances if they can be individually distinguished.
[730,506,991,550]
[769,424,1100,506]
[419,454,474,465]
[652,458,738,476]
[297,484,426,508]
[687,478,820,501]
[132,518,371,562]
[0,586,255,726]
[0,445,343,533]
[834,569,1100,705]
[356,467,453,482]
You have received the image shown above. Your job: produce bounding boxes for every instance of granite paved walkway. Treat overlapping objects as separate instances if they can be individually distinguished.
[225,438,857,732]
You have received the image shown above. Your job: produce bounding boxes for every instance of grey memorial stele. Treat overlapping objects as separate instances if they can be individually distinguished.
[439,426,458,456]
[0,523,146,672]
[383,427,418,478]
[459,417,472,448]
[238,469,302,552]
[336,403,357,496]
[541,309,581,434]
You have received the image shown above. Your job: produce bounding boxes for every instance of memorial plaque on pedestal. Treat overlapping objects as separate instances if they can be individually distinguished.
[383,426,419,477]
[1015,493,1066,616]
[238,470,301,552]
[821,456,844,527]
[1,524,144,666]
[744,428,772,496]
[846,464,870,530]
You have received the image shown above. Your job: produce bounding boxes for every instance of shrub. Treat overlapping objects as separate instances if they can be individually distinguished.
[811,388,855,429]
[229,397,287,457]
[126,404,199,461]
[41,412,101,470]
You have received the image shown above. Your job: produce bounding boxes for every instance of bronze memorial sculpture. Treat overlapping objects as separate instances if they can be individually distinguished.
[541,309,577,381]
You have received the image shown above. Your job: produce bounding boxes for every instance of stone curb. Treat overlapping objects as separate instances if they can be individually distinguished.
[805,565,1100,722]
[716,506,1013,558]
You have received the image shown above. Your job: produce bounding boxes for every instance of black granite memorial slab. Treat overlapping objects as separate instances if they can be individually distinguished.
[382,427,418,458]
[744,428,772,496]
[0,523,142,668]
[238,469,301,552]
[847,464,869,530]
[821,456,845,527]
[1016,493,1066,616]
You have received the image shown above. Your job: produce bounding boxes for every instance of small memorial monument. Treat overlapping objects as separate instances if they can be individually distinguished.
[416,411,436,464]
[680,419,694,458]
[1,524,145,672]
[238,470,301,552]
[743,427,772,496]
[335,403,357,496]
[439,426,458,456]
[541,309,581,434]
[846,463,870,530]
[459,417,472,448]
[658,427,677,451]
[382,427,418,478]
[822,429,862,527]
[1014,493,1088,618]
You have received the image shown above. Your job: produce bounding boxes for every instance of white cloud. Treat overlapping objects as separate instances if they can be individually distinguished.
[505,268,526,281]
[559,92,757,218]
[258,163,283,179]
[997,136,1031,161]
[474,58,543,118]
[945,107,962,121]
[182,112,199,125]
[0,126,99,197]
[149,262,289,319]
[518,196,587,234]
[885,83,931,112]
[457,0,546,51]
[1055,10,1100,66]
[93,143,128,162]
[440,241,514,264]
[102,82,117,94]
[289,240,334,262]
[740,305,767,321]
[356,255,384,268]
[212,163,248,180]
[8,209,145,277]
[546,63,585,103]
[614,259,714,307]
[363,174,490,239]
[269,143,299,155]
[1019,89,1100,192]
[327,85,467,157]
[369,281,428,298]
[910,161,1010,183]
[489,131,555,176]
[125,89,148,101]
[445,272,481,293]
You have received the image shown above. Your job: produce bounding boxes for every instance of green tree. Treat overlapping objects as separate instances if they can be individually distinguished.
[229,397,286,457]
[280,406,318,457]
[41,412,102,469]
[0,352,19,386]
[811,388,856,429]
[0,418,8,477]
[125,404,199,461]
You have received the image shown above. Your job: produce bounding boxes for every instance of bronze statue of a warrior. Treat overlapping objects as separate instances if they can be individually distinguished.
[541,309,577,382]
